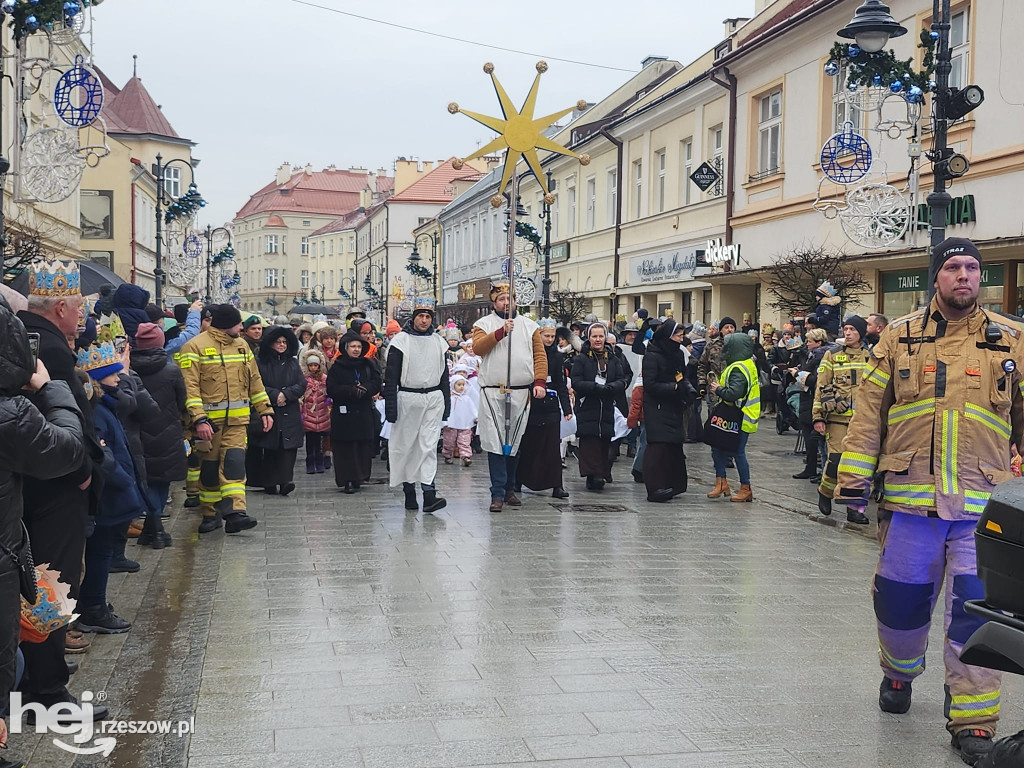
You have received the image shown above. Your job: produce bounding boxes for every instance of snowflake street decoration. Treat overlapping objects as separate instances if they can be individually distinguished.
[20,126,85,202]
[514,277,536,306]
[820,122,872,184]
[54,55,103,127]
[839,183,911,249]
[501,257,523,279]
[166,250,200,289]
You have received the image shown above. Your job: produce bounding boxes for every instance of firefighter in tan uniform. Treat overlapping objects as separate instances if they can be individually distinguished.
[180,308,213,508]
[836,238,1024,765]
[812,315,872,524]
[179,304,273,534]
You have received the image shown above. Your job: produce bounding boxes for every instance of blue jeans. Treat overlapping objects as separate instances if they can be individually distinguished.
[487,452,521,499]
[711,431,751,485]
[145,482,170,518]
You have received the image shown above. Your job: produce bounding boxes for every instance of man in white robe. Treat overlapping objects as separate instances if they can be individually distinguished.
[383,298,450,514]
[472,282,547,513]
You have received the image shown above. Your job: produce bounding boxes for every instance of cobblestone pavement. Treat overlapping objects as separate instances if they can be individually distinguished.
[16,428,1024,767]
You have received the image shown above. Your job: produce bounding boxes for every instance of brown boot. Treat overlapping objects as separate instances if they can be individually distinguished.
[707,477,730,498]
[731,484,754,502]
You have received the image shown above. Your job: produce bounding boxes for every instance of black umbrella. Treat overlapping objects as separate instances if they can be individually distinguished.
[10,258,126,297]
[289,303,338,316]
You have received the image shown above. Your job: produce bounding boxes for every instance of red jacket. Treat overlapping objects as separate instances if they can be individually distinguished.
[301,373,331,433]
[627,385,644,429]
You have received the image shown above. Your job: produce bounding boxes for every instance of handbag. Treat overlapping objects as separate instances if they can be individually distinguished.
[0,521,39,605]
[703,396,746,453]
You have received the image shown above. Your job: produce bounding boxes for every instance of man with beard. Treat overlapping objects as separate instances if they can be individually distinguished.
[472,282,547,513]
[179,305,273,534]
[866,313,889,347]
[384,297,450,514]
[837,238,1024,765]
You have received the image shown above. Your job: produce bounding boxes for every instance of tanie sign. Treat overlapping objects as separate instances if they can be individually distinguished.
[689,161,720,192]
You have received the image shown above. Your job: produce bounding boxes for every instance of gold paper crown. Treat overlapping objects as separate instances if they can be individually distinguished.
[76,340,119,373]
[489,281,511,301]
[96,313,126,344]
[28,259,81,297]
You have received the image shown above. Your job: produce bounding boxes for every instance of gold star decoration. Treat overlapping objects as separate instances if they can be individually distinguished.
[449,61,590,208]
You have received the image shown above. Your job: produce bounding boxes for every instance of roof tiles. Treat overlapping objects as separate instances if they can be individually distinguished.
[390,159,483,204]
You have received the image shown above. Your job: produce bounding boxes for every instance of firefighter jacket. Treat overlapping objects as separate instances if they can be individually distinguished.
[812,342,871,425]
[836,299,1024,521]
[179,328,273,428]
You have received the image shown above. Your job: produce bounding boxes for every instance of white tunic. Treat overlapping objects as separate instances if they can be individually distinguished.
[387,331,449,487]
[473,313,539,456]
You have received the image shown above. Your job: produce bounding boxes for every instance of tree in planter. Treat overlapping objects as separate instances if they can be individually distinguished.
[550,288,589,326]
[764,243,871,321]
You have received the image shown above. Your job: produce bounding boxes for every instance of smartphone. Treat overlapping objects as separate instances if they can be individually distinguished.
[115,337,127,355]
[27,332,40,369]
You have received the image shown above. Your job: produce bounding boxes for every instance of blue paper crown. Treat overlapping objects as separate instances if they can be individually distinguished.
[413,297,436,311]
[28,259,81,297]
[76,340,118,373]
[538,318,557,329]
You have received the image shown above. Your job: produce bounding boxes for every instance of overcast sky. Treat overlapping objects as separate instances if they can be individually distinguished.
[92,0,756,227]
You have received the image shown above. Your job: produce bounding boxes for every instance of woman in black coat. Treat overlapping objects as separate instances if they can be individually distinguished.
[641,319,697,502]
[326,331,382,493]
[570,323,629,491]
[130,323,187,549]
[516,320,573,498]
[254,326,307,496]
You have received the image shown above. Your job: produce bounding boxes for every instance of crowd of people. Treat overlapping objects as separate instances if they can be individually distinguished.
[1,235,1020,765]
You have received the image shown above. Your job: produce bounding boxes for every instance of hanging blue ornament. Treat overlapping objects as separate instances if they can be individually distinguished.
[873,75,882,86]
[29,0,40,4]
[24,15,39,31]
[927,80,937,91]
[847,44,861,58]
[903,72,912,81]
[889,81,904,93]
[848,82,858,93]
[930,30,940,40]
[824,60,840,77]
[0,0,14,10]
[820,122,873,185]
[63,1,80,16]
[907,86,924,104]
[54,55,104,127]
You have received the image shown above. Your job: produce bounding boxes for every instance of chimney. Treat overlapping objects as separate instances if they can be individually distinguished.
[359,188,372,208]
[641,55,668,69]
[276,162,292,185]
[304,163,313,176]
[723,17,750,36]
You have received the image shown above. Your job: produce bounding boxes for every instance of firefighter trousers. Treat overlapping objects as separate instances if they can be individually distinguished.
[874,510,1000,735]
[818,420,849,499]
[186,442,201,499]
[196,425,248,517]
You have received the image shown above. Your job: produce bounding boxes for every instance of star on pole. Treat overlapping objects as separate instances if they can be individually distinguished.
[449,61,590,208]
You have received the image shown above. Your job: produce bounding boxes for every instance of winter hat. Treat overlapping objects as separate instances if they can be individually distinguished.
[306,354,322,366]
[386,319,401,335]
[719,316,737,331]
[690,321,707,338]
[210,304,242,330]
[145,303,165,324]
[173,303,189,324]
[843,315,868,340]
[933,236,982,272]
[135,322,165,350]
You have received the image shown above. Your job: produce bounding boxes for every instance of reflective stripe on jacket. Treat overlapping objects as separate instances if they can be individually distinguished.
[720,358,760,434]
[179,328,273,427]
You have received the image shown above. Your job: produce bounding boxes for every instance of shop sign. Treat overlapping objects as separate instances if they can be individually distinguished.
[630,248,710,285]
[881,263,1003,293]
[914,194,977,229]
[690,161,720,192]
[706,238,742,267]
[457,278,490,302]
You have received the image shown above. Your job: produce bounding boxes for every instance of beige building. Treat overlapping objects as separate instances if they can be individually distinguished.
[707,0,1021,326]
[234,164,393,315]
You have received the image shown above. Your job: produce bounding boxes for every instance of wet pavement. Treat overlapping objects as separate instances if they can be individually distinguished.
[14,425,1024,767]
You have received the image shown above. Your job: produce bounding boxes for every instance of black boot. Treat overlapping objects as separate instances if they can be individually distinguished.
[198,514,222,533]
[878,677,912,714]
[552,487,569,499]
[647,488,674,503]
[403,483,419,510]
[817,492,833,516]
[846,507,870,525]
[793,469,817,479]
[592,477,606,492]
[306,454,317,474]
[952,728,994,765]
[344,482,357,494]
[631,469,644,484]
[183,495,200,508]
[423,489,446,514]
[224,512,258,533]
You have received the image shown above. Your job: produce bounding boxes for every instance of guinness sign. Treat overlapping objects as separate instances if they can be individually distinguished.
[690,161,720,192]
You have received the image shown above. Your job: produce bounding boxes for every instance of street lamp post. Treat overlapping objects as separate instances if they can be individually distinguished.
[363,264,385,325]
[537,170,556,318]
[408,232,440,302]
[154,153,203,307]
[836,0,983,292]
[203,225,232,303]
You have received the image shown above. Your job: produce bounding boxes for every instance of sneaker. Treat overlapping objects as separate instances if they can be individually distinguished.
[951,728,993,765]
[462,458,472,467]
[108,555,140,574]
[77,606,132,634]
[444,457,454,464]
[64,629,91,654]
[198,514,222,534]
[224,512,258,534]
[878,677,912,714]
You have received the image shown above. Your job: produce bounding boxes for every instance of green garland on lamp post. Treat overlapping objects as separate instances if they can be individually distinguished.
[827,29,937,99]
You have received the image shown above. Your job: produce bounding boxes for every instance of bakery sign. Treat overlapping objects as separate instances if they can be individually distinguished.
[457,278,491,301]
[629,248,710,285]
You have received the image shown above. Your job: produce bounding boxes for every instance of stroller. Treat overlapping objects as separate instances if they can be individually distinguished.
[771,365,801,434]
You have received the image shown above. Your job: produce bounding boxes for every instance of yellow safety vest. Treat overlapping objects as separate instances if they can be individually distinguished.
[721,358,760,434]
